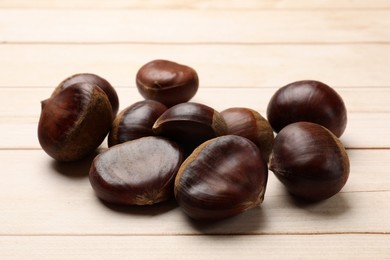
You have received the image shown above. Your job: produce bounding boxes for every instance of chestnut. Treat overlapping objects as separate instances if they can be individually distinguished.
[266,80,347,137]
[153,102,228,154]
[269,122,350,201]
[108,100,167,147]
[89,136,184,205]
[136,59,199,107]
[221,107,274,162]
[38,83,113,161]
[174,135,268,220]
[52,73,119,117]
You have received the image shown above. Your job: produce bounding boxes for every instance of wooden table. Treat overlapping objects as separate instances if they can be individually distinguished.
[1,1,389,259]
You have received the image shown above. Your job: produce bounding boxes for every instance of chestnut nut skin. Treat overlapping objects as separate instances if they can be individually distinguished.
[174,135,268,221]
[53,73,119,117]
[269,122,350,201]
[153,102,228,154]
[266,80,347,137]
[38,82,113,162]
[108,100,167,147]
[136,59,199,107]
[221,107,274,162]
[89,136,184,205]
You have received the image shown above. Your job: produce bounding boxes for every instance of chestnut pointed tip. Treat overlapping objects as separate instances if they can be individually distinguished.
[40,99,49,110]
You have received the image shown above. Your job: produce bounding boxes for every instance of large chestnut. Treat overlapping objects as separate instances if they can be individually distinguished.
[136,59,199,107]
[52,73,119,117]
[108,100,167,147]
[174,135,268,220]
[153,102,228,154]
[221,107,274,162]
[89,136,184,205]
[266,80,347,137]
[269,122,350,201]
[38,83,113,161]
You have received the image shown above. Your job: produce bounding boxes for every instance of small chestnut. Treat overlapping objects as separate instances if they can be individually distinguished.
[53,73,119,117]
[108,100,167,147]
[266,80,347,137]
[221,107,274,162]
[89,136,184,205]
[153,102,228,154]
[38,83,113,161]
[269,122,350,201]
[174,135,268,220]
[136,59,199,107]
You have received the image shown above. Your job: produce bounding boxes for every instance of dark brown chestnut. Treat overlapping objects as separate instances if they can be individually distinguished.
[89,136,184,205]
[136,59,199,107]
[174,135,268,220]
[108,100,167,147]
[221,107,274,162]
[266,80,347,137]
[269,122,350,201]
[153,102,228,154]
[38,83,113,161]
[53,73,119,117]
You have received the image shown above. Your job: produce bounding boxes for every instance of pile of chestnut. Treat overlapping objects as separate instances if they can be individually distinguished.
[38,59,349,221]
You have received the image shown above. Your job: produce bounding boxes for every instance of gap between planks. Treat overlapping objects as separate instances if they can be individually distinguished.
[1,231,389,237]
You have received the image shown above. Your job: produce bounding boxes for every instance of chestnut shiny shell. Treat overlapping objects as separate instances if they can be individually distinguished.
[266,80,347,137]
[221,107,274,162]
[53,73,119,116]
[89,136,184,205]
[153,102,228,154]
[38,83,113,161]
[269,122,350,201]
[108,100,167,147]
[174,135,268,220]
[136,59,199,107]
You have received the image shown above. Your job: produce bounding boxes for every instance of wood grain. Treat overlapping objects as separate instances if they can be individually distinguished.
[1,235,389,260]
[1,44,390,87]
[1,10,389,43]
[1,0,390,9]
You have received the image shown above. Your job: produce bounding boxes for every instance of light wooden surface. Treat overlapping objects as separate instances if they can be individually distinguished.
[1,1,389,259]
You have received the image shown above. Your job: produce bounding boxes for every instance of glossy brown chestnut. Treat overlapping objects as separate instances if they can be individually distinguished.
[174,135,268,220]
[53,73,119,116]
[89,136,184,205]
[266,80,347,137]
[38,83,113,161]
[153,102,228,154]
[108,100,167,147]
[136,59,199,107]
[221,107,274,162]
[269,122,350,201]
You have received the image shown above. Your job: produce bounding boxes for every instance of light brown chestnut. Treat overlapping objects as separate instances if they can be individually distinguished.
[89,136,184,205]
[53,73,119,117]
[266,80,347,137]
[174,135,268,220]
[153,102,228,154]
[269,122,350,201]
[108,100,167,147]
[38,83,113,161]
[221,107,274,162]
[136,59,199,107]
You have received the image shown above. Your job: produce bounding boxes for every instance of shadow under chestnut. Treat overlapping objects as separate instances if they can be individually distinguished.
[50,149,103,179]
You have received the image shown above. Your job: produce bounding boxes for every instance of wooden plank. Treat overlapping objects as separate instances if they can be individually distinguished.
[0,149,389,235]
[1,10,390,43]
[1,87,389,118]
[0,112,389,149]
[0,234,389,260]
[1,0,390,10]
[1,44,390,88]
